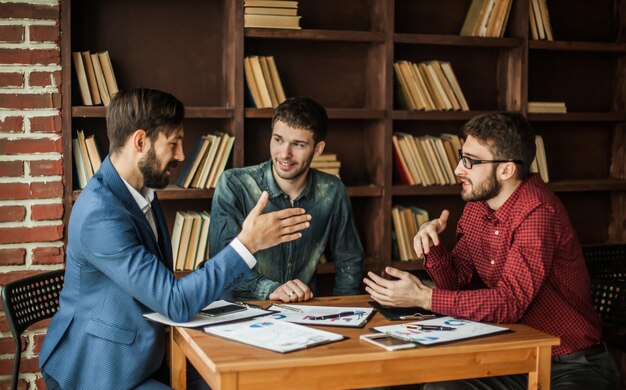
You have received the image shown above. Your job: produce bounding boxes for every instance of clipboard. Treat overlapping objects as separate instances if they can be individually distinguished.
[143,300,275,327]
[267,304,375,328]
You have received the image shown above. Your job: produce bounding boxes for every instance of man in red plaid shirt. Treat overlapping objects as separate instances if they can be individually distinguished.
[364,112,618,389]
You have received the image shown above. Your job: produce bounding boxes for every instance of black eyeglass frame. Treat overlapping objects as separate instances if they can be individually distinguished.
[457,149,523,170]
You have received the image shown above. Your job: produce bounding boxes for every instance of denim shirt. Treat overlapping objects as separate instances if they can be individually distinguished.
[209,160,364,300]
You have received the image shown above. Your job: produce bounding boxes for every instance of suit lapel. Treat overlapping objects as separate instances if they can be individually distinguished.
[152,195,173,269]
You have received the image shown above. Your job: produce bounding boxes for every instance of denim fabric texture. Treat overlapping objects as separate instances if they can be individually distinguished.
[209,160,364,300]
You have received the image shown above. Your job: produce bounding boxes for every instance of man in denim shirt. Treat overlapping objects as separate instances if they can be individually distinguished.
[209,96,363,302]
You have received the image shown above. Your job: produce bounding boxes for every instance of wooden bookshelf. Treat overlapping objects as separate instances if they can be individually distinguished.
[62,0,626,295]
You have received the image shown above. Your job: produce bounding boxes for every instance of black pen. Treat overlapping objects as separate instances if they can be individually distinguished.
[310,311,356,320]
[403,324,455,331]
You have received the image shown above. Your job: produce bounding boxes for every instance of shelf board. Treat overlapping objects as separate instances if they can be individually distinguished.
[391,179,626,197]
[72,106,234,119]
[246,108,385,120]
[317,257,382,274]
[529,40,626,53]
[528,112,626,122]
[346,185,383,197]
[391,260,424,271]
[245,28,385,43]
[72,185,215,202]
[392,110,491,121]
[394,33,521,48]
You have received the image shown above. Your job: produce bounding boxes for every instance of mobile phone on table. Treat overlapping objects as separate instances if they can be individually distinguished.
[200,304,246,317]
[360,333,416,351]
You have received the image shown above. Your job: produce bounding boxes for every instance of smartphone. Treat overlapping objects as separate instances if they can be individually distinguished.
[200,304,247,317]
[360,333,416,351]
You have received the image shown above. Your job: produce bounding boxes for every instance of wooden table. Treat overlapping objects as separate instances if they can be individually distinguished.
[170,295,559,389]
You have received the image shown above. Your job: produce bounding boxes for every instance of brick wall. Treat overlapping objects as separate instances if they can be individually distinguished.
[0,1,63,389]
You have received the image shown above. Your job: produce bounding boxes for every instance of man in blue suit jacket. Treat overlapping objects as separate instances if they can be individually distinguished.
[39,88,311,389]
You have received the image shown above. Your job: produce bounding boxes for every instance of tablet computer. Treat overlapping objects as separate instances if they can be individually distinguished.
[360,333,417,351]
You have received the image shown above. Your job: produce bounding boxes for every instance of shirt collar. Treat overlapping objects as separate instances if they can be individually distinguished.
[479,174,533,223]
[261,159,314,201]
[120,176,155,213]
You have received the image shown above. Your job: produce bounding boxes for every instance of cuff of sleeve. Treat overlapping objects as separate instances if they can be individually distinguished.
[424,245,447,269]
[431,289,457,316]
[230,238,257,269]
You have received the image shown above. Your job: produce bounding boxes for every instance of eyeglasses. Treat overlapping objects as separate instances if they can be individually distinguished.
[457,149,523,170]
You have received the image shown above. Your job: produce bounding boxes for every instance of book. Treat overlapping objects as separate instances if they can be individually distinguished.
[193,211,211,269]
[72,52,93,106]
[97,51,119,97]
[206,133,235,189]
[460,0,487,36]
[248,56,273,108]
[439,62,470,111]
[80,51,102,105]
[76,130,93,180]
[72,138,88,189]
[244,14,302,29]
[266,56,287,104]
[84,134,102,173]
[193,134,220,189]
[143,300,274,327]
[183,212,202,270]
[177,136,211,188]
[534,134,549,183]
[266,304,375,328]
[259,56,280,107]
[392,135,415,185]
[174,212,194,271]
[203,318,344,353]
[244,57,264,108]
[429,61,461,111]
[374,316,510,346]
[170,211,185,271]
[244,1,298,9]
[537,0,554,41]
[90,53,110,106]
[245,7,298,16]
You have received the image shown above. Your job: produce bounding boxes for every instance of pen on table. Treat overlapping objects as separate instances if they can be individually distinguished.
[273,304,304,313]
[310,311,356,320]
[403,324,455,331]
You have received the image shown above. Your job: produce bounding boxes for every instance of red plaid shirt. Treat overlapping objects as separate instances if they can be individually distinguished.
[426,174,602,356]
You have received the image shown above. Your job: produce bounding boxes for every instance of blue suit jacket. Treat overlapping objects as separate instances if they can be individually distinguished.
[39,157,251,389]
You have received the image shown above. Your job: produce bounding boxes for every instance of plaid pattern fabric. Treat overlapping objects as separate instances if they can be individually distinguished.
[426,174,602,356]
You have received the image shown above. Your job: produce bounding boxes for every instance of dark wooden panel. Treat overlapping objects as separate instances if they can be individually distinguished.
[547,0,616,42]
[395,0,471,35]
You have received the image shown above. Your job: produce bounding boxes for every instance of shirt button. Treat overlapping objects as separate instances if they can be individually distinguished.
[494,230,499,235]
[490,260,495,265]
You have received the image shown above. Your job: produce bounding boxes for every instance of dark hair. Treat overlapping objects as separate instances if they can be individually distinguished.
[106,88,184,155]
[271,96,328,143]
[462,112,536,179]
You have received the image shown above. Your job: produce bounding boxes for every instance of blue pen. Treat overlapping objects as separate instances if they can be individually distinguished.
[309,311,356,320]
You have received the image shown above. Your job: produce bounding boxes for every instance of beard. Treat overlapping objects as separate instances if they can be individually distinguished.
[272,155,313,181]
[138,147,177,189]
[460,166,501,202]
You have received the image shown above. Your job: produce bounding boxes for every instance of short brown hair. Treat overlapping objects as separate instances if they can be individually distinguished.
[106,88,184,155]
[462,112,536,179]
[271,96,328,143]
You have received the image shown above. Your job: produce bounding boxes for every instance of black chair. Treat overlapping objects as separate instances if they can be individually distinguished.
[1,270,64,390]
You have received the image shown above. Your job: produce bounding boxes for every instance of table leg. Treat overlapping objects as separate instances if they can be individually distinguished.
[528,345,552,390]
[170,327,187,390]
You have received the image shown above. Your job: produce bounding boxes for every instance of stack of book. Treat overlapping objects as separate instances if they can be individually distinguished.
[171,211,211,271]
[310,154,341,177]
[244,0,301,30]
[73,130,102,189]
[394,60,469,112]
[530,135,549,182]
[528,101,566,113]
[72,50,119,106]
[529,0,553,41]
[391,206,429,261]
[244,55,287,109]
[176,133,236,189]
[392,132,464,186]
[460,0,514,38]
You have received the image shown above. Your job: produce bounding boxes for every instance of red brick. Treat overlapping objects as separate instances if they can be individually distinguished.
[0,356,41,376]
[0,336,26,355]
[0,116,23,133]
[30,116,61,133]
[30,181,63,199]
[0,3,59,20]
[0,183,29,200]
[0,161,24,177]
[0,93,61,110]
[0,225,63,244]
[29,70,61,88]
[0,72,23,87]
[0,206,26,222]
[32,246,64,265]
[31,203,63,221]
[0,248,26,266]
[0,25,24,43]
[34,376,45,390]
[0,138,62,155]
[0,48,59,66]
[0,377,28,390]
[30,159,62,176]
[29,25,58,43]
[32,334,45,354]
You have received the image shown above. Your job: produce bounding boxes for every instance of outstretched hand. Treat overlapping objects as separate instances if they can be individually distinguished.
[363,267,432,309]
[414,209,449,257]
[237,191,311,254]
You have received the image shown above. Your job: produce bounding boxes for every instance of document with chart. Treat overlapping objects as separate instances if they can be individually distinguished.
[266,304,375,327]
[374,316,510,346]
[203,318,344,353]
